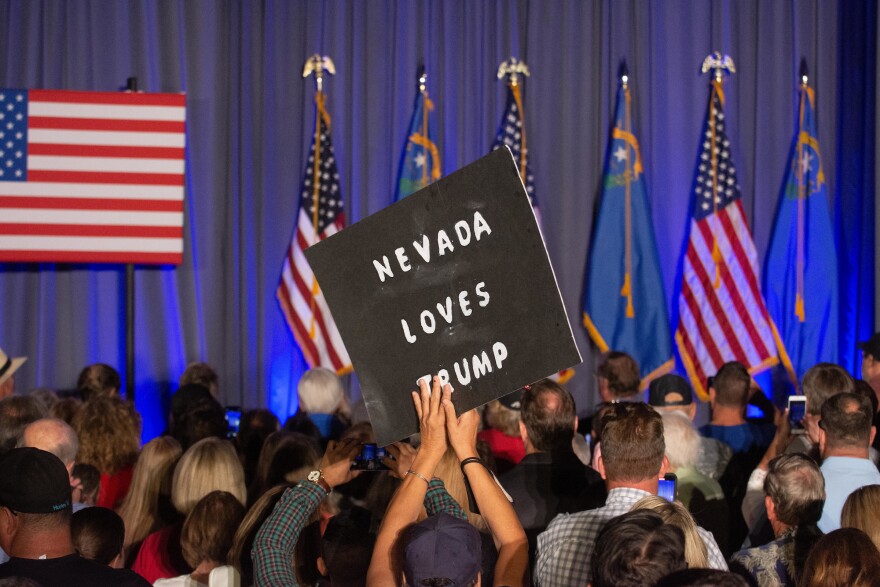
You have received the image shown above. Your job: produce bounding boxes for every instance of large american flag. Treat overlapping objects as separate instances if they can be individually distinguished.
[492,83,540,221]
[0,89,186,265]
[277,93,351,373]
[675,81,779,400]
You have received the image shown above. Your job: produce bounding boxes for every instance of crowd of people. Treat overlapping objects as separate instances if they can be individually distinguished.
[2,337,880,586]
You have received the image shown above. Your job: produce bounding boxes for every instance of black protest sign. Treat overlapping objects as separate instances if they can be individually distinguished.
[305,148,581,446]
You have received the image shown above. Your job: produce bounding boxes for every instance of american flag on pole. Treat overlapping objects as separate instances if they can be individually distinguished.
[0,89,186,265]
[675,79,780,400]
[492,81,540,224]
[276,91,352,373]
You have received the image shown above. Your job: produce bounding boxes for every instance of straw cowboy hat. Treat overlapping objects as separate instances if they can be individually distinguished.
[0,348,27,387]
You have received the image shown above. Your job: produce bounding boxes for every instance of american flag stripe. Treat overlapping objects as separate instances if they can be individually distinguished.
[276,93,351,374]
[0,88,186,265]
[676,81,779,399]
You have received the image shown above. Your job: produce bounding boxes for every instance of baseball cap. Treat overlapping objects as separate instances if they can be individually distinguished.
[498,387,526,410]
[404,513,481,587]
[0,347,27,387]
[0,447,71,513]
[648,374,694,407]
[858,333,880,359]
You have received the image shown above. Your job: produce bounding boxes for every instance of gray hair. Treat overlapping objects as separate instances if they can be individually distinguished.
[660,411,699,470]
[765,453,825,526]
[18,418,79,468]
[297,368,344,414]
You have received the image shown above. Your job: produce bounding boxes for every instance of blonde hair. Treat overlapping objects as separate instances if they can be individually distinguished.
[73,396,141,475]
[842,484,880,551]
[661,411,700,470]
[485,400,521,437]
[631,495,709,569]
[431,448,487,532]
[118,436,182,555]
[297,368,344,414]
[172,437,246,515]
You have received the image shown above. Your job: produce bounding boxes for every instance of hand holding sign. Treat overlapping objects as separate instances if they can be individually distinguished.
[305,148,580,445]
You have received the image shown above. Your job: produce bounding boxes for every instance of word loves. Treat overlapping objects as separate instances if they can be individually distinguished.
[371,211,492,282]
[400,282,490,343]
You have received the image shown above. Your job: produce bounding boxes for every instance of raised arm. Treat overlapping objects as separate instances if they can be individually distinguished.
[367,376,450,587]
[443,388,529,587]
[252,437,361,587]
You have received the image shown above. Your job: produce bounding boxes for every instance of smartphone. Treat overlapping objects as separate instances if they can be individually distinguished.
[225,406,241,439]
[788,395,807,433]
[351,443,391,471]
[658,473,677,502]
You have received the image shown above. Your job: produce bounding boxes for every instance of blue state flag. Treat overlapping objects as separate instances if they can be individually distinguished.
[395,84,441,201]
[583,82,673,385]
[764,82,838,385]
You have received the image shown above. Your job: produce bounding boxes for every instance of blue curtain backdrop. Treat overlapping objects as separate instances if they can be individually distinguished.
[0,0,874,441]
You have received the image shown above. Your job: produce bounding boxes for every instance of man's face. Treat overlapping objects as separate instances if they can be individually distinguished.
[862,352,880,380]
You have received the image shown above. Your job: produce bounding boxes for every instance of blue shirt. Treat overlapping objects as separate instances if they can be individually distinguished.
[819,456,880,533]
[699,422,775,454]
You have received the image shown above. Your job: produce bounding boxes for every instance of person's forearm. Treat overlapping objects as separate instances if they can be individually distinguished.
[462,459,528,585]
[252,482,325,587]
[425,478,468,520]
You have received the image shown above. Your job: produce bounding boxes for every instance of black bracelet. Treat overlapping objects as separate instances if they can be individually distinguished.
[460,457,483,474]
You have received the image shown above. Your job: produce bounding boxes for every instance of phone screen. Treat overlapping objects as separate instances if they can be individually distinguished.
[225,407,241,439]
[351,443,390,471]
[788,396,807,431]
[658,473,677,502]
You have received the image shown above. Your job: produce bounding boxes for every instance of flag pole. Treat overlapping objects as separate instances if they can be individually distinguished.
[700,52,736,290]
[497,57,531,176]
[795,60,809,322]
[619,61,635,318]
[124,76,138,402]
[302,55,335,339]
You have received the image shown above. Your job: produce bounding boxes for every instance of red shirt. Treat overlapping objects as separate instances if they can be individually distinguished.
[97,465,134,510]
[478,428,525,465]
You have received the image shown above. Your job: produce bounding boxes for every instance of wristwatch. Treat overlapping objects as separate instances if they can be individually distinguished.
[307,469,332,494]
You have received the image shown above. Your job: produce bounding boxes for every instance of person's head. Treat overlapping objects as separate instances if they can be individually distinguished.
[72,396,140,475]
[708,362,750,409]
[802,363,854,416]
[179,362,220,398]
[50,397,82,426]
[596,402,666,486]
[0,348,27,398]
[519,379,577,453]
[238,408,281,483]
[819,392,875,456]
[169,383,213,431]
[484,393,522,437]
[858,334,880,381]
[71,507,125,568]
[648,374,696,419]
[591,509,686,587]
[27,388,58,413]
[18,418,79,474]
[76,363,120,402]
[800,527,880,587]
[172,437,246,515]
[853,379,879,414]
[298,368,345,415]
[118,436,182,549]
[841,484,880,551]
[181,491,245,570]
[248,430,319,504]
[0,395,48,457]
[230,484,289,585]
[0,448,72,554]
[596,351,641,402]
[71,463,100,506]
[173,396,228,451]
[319,507,376,587]
[630,495,709,569]
[403,513,482,587]
[656,569,750,587]
[660,411,700,472]
[763,453,825,534]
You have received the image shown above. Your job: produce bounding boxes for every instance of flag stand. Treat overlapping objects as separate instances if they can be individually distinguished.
[124,76,137,402]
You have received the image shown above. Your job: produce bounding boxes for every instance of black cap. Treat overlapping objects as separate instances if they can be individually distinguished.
[858,333,880,360]
[498,388,526,410]
[0,448,71,513]
[647,374,694,407]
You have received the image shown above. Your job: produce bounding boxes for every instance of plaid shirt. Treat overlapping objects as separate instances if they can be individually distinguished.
[252,477,464,587]
[534,487,727,586]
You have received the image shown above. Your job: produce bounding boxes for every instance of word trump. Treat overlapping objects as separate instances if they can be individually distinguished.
[420,341,509,388]
[372,211,492,282]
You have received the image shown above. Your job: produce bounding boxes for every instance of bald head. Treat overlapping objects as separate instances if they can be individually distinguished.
[18,418,79,469]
